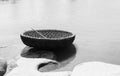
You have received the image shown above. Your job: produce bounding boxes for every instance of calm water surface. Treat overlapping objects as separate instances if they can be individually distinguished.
[0,0,120,71]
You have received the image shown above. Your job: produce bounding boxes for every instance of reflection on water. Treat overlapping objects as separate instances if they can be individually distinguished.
[21,44,76,71]
[21,44,76,62]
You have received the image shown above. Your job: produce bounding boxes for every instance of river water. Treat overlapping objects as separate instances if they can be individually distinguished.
[0,0,120,71]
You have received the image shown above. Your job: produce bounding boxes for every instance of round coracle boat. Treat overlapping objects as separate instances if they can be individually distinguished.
[20,29,75,49]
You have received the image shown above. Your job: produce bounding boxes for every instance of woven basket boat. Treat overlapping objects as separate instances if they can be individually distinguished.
[20,29,75,49]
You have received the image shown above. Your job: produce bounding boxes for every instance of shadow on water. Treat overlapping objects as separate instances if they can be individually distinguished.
[21,44,76,62]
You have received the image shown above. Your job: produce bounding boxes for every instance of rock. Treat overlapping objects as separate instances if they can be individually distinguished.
[6,59,120,76]
[0,58,7,76]
[5,57,68,76]
[71,62,120,76]
[6,59,17,74]
[38,62,59,72]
